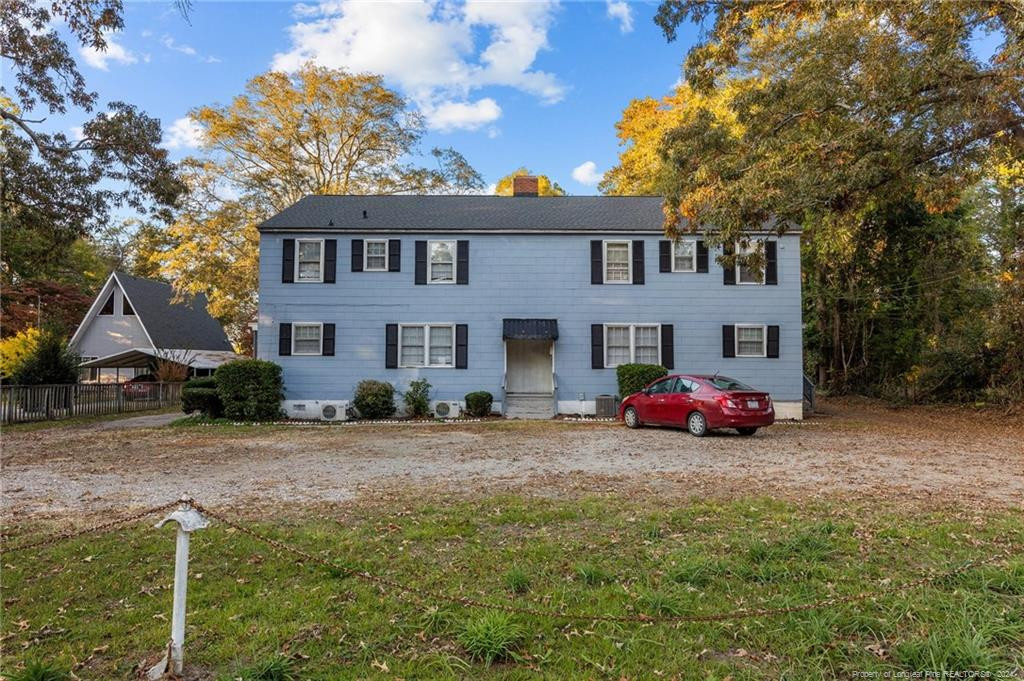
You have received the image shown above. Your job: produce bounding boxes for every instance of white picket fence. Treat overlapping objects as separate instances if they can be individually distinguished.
[0,382,185,425]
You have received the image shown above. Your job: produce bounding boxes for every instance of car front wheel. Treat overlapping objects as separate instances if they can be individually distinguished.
[687,411,708,437]
[623,406,641,429]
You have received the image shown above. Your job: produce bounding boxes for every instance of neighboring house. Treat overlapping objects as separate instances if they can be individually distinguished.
[255,177,804,419]
[70,272,239,382]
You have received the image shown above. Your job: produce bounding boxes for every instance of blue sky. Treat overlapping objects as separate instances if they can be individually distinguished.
[62,1,701,195]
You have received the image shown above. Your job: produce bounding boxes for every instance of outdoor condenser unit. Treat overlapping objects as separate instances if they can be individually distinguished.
[595,394,618,418]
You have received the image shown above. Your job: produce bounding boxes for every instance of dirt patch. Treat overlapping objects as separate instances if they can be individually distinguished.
[2,399,1022,520]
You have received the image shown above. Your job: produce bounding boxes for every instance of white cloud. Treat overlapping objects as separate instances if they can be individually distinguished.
[69,125,85,141]
[272,0,564,131]
[423,98,501,132]
[162,117,204,150]
[606,0,633,33]
[79,32,137,70]
[572,160,603,186]
[161,35,221,63]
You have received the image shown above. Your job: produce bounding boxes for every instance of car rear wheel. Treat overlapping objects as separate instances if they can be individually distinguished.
[687,411,708,437]
[737,427,758,436]
[623,406,641,429]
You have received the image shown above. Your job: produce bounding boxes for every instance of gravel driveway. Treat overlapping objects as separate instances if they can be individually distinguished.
[3,400,1022,519]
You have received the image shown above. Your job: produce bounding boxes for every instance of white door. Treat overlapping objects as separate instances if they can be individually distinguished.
[506,340,553,393]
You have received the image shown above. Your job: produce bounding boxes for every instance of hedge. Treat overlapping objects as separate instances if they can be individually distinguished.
[214,360,284,421]
[182,377,223,417]
[354,380,396,419]
[616,363,668,398]
[464,391,493,417]
[403,378,431,418]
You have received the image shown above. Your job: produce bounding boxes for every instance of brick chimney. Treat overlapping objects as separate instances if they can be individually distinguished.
[512,175,539,197]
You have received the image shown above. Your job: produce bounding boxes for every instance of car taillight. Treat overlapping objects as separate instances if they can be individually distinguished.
[715,395,738,409]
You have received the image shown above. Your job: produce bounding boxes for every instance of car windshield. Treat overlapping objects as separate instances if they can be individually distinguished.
[705,376,755,391]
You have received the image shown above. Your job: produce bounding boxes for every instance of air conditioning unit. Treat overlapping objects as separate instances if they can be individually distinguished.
[282,399,349,422]
[431,400,463,418]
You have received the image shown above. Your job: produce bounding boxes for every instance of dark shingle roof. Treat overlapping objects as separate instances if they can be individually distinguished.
[258,195,681,233]
[115,273,233,351]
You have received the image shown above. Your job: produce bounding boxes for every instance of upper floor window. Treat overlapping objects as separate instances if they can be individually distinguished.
[604,241,631,283]
[122,296,135,315]
[605,323,660,367]
[365,239,388,271]
[736,242,765,285]
[735,324,766,357]
[672,241,696,272]
[292,323,323,355]
[399,324,454,367]
[428,241,455,283]
[296,239,324,282]
[99,293,115,315]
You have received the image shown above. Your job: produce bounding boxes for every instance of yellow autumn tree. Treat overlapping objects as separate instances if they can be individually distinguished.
[494,168,566,196]
[158,64,483,343]
[0,327,40,378]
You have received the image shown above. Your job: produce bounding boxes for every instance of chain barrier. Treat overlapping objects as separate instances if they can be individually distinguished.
[3,497,1018,624]
[1,500,183,554]
[188,500,1020,625]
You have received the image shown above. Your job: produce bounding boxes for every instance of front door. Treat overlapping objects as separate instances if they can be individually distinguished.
[506,340,553,393]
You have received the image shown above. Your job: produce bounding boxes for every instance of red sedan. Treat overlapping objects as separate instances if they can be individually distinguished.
[618,374,774,436]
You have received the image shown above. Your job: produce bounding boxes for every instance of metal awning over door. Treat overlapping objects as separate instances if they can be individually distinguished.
[502,319,558,341]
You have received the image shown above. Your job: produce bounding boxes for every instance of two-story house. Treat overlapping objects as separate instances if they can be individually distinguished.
[255,177,804,419]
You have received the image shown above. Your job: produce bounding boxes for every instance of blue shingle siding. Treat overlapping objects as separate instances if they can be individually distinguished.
[257,230,804,406]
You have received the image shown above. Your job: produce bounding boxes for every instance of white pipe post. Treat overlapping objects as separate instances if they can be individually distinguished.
[148,498,209,680]
[169,523,190,672]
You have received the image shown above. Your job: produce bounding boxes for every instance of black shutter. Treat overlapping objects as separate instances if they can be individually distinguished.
[455,324,468,369]
[279,323,292,356]
[765,241,778,285]
[722,325,735,358]
[388,239,401,272]
[324,240,337,283]
[632,240,645,284]
[723,242,735,285]
[385,324,398,368]
[322,323,336,356]
[456,240,469,285]
[591,324,604,369]
[282,239,295,283]
[415,241,427,284]
[767,325,780,358]
[661,324,674,369]
[659,240,671,272]
[591,240,603,285]
[697,240,709,273]
[351,239,363,272]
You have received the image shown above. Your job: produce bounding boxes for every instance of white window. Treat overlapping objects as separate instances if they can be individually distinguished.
[365,239,388,271]
[296,239,323,282]
[292,323,323,355]
[399,324,455,367]
[736,241,765,285]
[604,324,661,367]
[604,241,631,283]
[428,241,456,283]
[735,324,767,357]
[672,240,696,272]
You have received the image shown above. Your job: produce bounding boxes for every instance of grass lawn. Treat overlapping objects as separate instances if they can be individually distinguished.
[2,495,1022,680]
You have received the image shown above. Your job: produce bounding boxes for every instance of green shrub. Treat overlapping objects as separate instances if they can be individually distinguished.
[181,386,223,418]
[459,612,524,665]
[353,379,396,419]
[403,378,431,418]
[10,329,79,385]
[615,363,668,398]
[464,391,493,417]
[213,360,283,421]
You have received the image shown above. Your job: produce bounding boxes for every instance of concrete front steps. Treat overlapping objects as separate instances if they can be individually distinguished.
[504,392,556,419]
